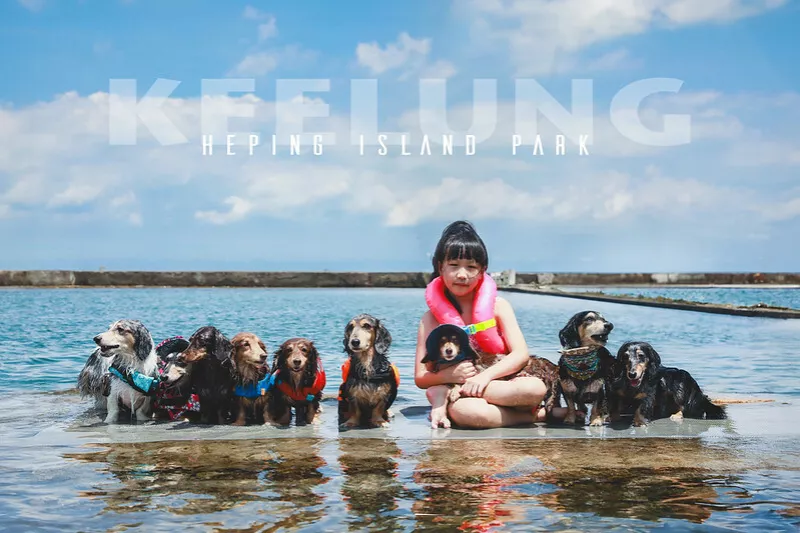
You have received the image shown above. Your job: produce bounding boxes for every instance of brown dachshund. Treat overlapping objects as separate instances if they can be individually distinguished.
[230,333,272,426]
[268,338,326,426]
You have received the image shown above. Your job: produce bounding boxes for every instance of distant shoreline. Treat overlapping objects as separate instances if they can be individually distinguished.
[1,270,799,288]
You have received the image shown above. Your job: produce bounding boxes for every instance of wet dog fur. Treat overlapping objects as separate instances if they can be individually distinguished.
[176,326,235,425]
[339,314,398,429]
[613,341,727,426]
[92,319,158,424]
[230,332,272,426]
[268,338,324,426]
[557,311,618,427]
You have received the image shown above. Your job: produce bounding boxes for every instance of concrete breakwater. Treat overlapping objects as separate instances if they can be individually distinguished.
[1,270,800,288]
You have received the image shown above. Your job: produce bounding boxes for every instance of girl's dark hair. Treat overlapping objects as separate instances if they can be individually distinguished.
[430,220,489,313]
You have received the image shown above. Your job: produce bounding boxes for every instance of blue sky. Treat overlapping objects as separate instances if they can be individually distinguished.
[0,0,799,272]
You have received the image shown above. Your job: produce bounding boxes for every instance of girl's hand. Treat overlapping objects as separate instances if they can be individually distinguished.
[460,373,492,398]
[443,361,478,384]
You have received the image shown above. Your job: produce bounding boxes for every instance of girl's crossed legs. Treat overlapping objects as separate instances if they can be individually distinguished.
[428,376,569,429]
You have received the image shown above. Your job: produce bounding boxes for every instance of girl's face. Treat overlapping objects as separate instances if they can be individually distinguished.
[439,257,483,297]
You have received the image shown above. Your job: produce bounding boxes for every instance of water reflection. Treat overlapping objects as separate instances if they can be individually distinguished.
[411,440,533,531]
[64,439,330,525]
[338,438,405,532]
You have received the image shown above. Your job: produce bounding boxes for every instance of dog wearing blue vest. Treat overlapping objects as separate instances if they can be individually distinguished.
[92,319,159,424]
[230,332,274,425]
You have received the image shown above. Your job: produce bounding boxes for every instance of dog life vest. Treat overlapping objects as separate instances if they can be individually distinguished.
[109,363,159,396]
[234,370,278,399]
[337,358,401,400]
[275,359,326,402]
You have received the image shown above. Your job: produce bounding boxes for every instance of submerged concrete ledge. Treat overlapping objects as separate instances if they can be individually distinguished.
[2,270,800,288]
[503,286,800,319]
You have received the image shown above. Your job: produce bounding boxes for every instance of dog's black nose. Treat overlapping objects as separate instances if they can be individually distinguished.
[159,373,169,382]
[628,371,637,379]
[605,322,614,331]
[350,338,360,348]
[93,335,102,345]
[445,348,453,356]
[260,354,268,363]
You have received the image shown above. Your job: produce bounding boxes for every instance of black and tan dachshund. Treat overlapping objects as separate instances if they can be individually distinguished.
[338,314,399,429]
[613,341,726,426]
[176,325,235,425]
[557,311,618,426]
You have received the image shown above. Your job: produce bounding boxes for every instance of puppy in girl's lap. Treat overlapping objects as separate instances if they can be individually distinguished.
[422,324,485,412]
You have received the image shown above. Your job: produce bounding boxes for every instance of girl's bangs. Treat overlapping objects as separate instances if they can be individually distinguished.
[442,240,487,266]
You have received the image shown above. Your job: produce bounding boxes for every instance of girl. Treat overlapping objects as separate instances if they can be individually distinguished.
[414,220,567,429]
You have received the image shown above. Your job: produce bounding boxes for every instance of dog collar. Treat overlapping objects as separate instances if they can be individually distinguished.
[234,370,278,399]
[463,318,496,336]
[559,347,600,381]
[109,364,159,396]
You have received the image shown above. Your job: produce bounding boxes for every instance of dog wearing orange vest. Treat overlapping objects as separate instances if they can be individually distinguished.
[338,314,400,429]
[267,338,326,426]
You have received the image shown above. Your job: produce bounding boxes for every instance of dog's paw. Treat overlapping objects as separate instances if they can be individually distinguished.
[563,412,576,425]
[232,419,247,426]
[670,411,684,422]
[589,416,604,427]
[633,414,648,427]
[370,419,390,428]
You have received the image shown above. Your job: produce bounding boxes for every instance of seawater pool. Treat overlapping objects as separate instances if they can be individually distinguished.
[557,286,800,310]
[0,287,799,531]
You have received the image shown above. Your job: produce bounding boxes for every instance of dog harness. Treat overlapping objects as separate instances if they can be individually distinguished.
[274,359,326,402]
[109,363,159,396]
[559,346,601,381]
[234,370,279,399]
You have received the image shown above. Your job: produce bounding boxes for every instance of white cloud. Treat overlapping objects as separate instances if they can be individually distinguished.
[465,0,789,74]
[229,51,279,77]
[195,196,254,225]
[258,17,278,41]
[243,5,267,20]
[17,0,45,12]
[357,32,431,75]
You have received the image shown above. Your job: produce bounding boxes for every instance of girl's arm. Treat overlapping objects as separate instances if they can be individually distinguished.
[414,311,478,389]
[459,297,530,396]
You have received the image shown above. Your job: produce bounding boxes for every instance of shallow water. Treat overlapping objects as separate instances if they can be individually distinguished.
[1,287,799,531]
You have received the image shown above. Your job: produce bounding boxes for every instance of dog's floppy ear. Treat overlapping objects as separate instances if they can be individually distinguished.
[211,329,233,364]
[558,313,583,349]
[131,321,154,361]
[304,341,320,386]
[342,321,354,353]
[643,342,662,369]
[375,319,392,356]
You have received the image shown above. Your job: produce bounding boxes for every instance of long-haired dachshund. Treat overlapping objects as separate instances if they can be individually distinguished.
[153,336,201,422]
[176,326,235,425]
[338,314,399,429]
[557,311,618,426]
[422,323,483,419]
[268,338,326,426]
[91,319,159,424]
[230,332,272,426]
[614,341,726,426]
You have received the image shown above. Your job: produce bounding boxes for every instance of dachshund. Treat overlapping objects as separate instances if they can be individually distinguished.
[268,338,326,426]
[90,319,159,424]
[152,336,202,422]
[176,326,235,425]
[557,311,618,426]
[613,341,727,427]
[338,314,399,429]
[422,323,484,414]
[230,332,272,426]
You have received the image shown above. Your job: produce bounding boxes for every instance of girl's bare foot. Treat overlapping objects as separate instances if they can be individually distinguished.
[429,405,451,429]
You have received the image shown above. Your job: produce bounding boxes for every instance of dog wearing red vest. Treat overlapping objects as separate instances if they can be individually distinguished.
[338,314,400,429]
[267,338,326,426]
